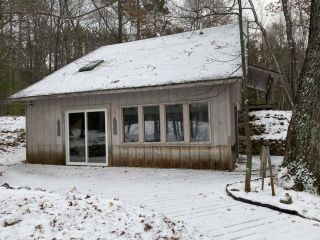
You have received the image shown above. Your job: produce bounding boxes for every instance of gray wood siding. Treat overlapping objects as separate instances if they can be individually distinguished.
[112,145,232,170]
[25,82,240,170]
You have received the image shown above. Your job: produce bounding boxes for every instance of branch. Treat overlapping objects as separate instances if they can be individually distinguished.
[0,0,119,20]
[0,47,13,62]
[90,0,115,34]
[247,0,294,107]
[171,0,239,19]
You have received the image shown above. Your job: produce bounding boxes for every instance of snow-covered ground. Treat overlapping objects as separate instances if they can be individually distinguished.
[0,188,203,240]
[0,116,25,133]
[249,110,292,140]
[0,116,26,165]
[1,163,320,239]
[227,178,320,222]
[0,147,26,166]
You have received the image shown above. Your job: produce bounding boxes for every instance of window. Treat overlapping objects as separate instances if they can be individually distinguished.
[166,104,184,142]
[123,107,139,142]
[189,102,209,142]
[122,101,211,144]
[144,106,160,142]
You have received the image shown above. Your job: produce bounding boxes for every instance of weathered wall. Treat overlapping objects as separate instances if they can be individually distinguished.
[26,82,240,170]
[112,145,233,170]
[228,80,242,163]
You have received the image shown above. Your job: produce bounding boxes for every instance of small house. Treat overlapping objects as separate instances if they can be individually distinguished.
[9,23,243,170]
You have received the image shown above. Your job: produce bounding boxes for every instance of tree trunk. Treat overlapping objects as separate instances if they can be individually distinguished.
[136,0,141,40]
[238,0,253,192]
[118,0,123,43]
[282,0,320,194]
[281,0,298,98]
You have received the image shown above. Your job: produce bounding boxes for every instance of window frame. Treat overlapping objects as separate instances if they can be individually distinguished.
[65,108,108,166]
[164,103,185,143]
[188,101,211,144]
[143,105,161,143]
[120,100,211,145]
[122,106,140,144]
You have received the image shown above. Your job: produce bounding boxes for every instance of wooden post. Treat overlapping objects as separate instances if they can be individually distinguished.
[260,146,263,177]
[266,146,276,196]
[260,146,267,190]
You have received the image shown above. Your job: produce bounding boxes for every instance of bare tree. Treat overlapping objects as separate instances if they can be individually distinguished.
[117,0,123,43]
[247,0,294,108]
[238,0,252,192]
[172,0,233,30]
[281,0,298,98]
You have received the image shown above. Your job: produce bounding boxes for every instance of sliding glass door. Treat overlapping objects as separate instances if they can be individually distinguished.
[68,112,86,163]
[87,111,106,164]
[66,109,107,165]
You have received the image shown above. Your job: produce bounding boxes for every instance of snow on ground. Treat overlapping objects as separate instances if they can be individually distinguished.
[0,187,204,240]
[0,147,26,166]
[1,162,320,240]
[249,110,292,140]
[227,178,320,222]
[0,116,26,165]
[0,116,25,132]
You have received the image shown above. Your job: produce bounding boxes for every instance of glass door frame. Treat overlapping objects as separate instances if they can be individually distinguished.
[65,108,108,166]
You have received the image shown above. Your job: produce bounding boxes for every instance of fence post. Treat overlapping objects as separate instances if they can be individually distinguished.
[266,146,276,196]
[260,146,267,190]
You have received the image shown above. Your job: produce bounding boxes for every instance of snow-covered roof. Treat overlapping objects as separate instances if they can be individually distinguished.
[10,23,242,100]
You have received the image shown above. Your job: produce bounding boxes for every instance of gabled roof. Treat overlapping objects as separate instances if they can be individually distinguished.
[10,23,242,100]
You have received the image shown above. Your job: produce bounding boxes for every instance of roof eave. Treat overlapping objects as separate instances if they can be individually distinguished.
[8,77,242,102]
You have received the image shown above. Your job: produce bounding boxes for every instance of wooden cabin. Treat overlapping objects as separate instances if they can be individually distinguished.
[9,23,243,170]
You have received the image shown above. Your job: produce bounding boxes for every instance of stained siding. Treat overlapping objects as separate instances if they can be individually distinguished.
[229,80,242,163]
[112,145,232,170]
[26,82,240,170]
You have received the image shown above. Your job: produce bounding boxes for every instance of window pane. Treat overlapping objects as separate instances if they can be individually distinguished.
[68,112,86,163]
[144,106,160,142]
[166,105,184,142]
[87,111,106,164]
[123,107,139,142]
[190,102,209,142]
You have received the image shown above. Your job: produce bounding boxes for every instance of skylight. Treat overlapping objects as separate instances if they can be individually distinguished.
[79,60,104,72]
